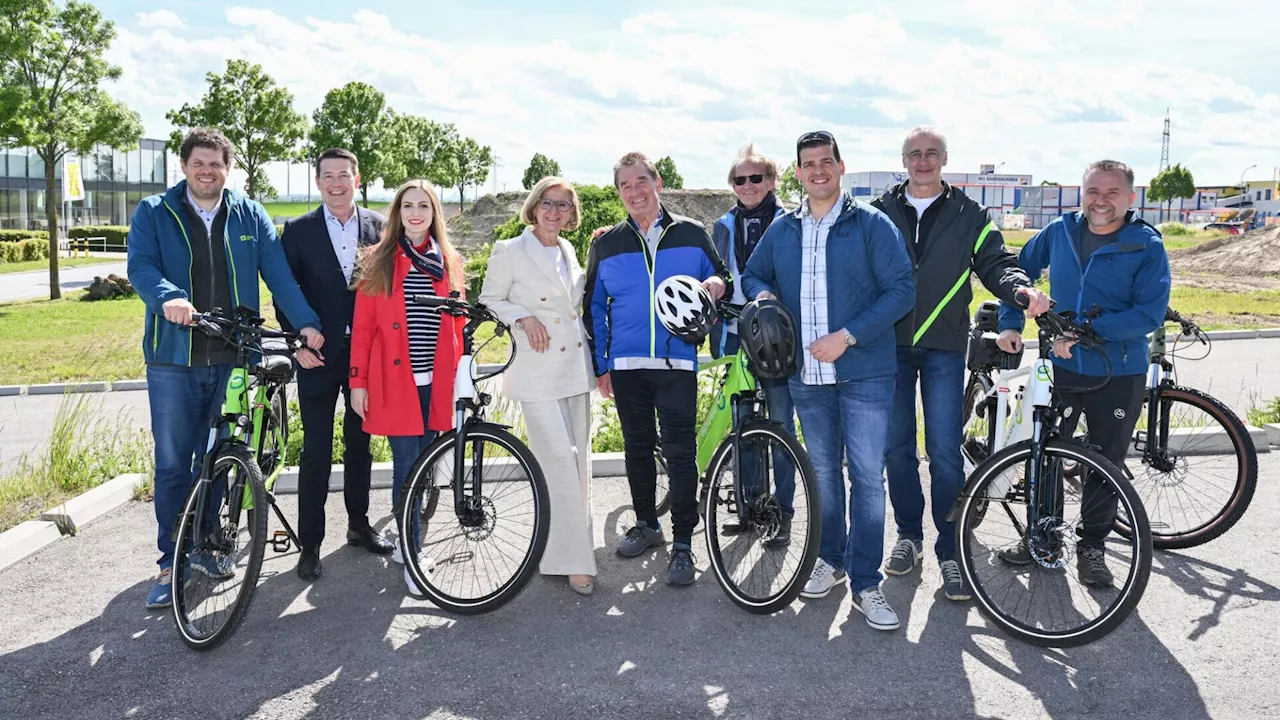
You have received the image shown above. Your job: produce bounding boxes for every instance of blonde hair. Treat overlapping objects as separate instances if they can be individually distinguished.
[727,143,780,185]
[520,176,582,231]
[356,180,465,298]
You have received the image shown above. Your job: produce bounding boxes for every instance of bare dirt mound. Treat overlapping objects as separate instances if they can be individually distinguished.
[1172,224,1280,277]
[446,188,788,253]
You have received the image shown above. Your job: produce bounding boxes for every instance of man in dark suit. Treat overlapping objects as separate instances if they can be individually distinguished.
[276,147,394,581]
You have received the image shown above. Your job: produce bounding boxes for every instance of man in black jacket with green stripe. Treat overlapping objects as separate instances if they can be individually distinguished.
[871,126,1050,601]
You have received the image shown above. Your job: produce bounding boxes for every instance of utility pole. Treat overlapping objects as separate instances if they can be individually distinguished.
[1160,107,1170,172]
[491,155,502,195]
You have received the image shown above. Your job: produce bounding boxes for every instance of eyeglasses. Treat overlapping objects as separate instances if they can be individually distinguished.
[539,199,573,213]
[733,174,765,186]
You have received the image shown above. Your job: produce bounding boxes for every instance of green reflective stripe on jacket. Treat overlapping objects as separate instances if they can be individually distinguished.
[912,221,996,345]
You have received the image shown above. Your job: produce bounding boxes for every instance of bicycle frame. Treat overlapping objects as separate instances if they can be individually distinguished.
[693,349,760,475]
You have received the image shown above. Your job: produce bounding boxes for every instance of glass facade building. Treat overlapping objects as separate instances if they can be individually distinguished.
[0,138,170,230]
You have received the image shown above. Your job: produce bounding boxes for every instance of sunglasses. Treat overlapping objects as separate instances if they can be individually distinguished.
[797,130,835,144]
[733,174,765,186]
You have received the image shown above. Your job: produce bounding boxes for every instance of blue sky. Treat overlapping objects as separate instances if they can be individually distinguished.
[98,0,1280,198]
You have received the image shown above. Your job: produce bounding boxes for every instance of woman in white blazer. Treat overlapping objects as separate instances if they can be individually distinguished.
[479,176,598,595]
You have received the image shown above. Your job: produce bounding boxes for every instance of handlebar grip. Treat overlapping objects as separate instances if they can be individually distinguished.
[410,294,450,308]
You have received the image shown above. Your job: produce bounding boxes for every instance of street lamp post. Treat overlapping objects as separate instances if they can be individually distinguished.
[1239,164,1256,205]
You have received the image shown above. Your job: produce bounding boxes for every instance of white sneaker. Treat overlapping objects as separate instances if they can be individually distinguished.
[801,559,847,599]
[392,544,404,565]
[403,566,424,596]
[854,586,900,631]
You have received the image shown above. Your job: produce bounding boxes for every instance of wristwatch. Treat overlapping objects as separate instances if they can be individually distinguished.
[843,329,857,346]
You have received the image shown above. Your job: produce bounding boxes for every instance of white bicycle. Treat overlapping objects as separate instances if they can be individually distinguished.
[949,302,1152,647]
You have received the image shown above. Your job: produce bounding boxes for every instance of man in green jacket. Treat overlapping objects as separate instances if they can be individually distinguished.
[127,127,323,609]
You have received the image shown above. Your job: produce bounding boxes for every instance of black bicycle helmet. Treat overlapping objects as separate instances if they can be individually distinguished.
[739,298,799,379]
[973,300,1001,332]
[655,274,717,346]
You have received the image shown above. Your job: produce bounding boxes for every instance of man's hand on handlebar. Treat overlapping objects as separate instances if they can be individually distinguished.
[1015,286,1052,318]
[296,348,325,369]
[996,329,1023,354]
[1052,337,1078,360]
[163,298,198,326]
[299,327,324,352]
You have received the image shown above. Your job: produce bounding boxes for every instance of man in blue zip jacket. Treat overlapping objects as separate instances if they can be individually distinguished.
[744,131,916,631]
[127,127,323,609]
[582,151,729,587]
[996,159,1170,587]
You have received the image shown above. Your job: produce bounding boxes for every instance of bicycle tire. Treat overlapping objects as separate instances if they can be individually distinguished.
[703,422,820,615]
[256,385,287,481]
[957,438,1152,648]
[1114,385,1258,549]
[654,446,672,517]
[171,445,268,651]
[401,424,550,614]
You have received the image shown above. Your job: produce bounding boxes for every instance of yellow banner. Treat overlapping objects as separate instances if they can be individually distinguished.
[63,159,85,202]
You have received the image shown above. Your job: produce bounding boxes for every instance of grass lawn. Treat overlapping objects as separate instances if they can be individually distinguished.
[1000,227,1224,252]
[0,291,145,385]
[0,256,120,275]
[263,200,391,220]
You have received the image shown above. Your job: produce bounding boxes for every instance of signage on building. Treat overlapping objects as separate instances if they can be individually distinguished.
[62,157,85,202]
[978,174,1031,186]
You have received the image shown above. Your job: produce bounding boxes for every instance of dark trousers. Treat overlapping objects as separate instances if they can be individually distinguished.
[612,369,698,544]
[1054,367,1146,549]
[297,343,373,550]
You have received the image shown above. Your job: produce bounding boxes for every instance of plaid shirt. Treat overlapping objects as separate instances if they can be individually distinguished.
[799,196,845,385]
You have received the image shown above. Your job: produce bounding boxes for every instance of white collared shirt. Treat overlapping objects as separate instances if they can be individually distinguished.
[322,204,359,285]
[185,188,222,235]
[799,196,845,385]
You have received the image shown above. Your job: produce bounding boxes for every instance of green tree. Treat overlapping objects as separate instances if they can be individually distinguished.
[654,155,683,189]
[382,114,458,190]
[1147,163,1196,223]
[778,162,803,202]
[437,136,493,212]
[309,81,398,206]
[165,58,307,201]
[521,152,561,190]
[0,0,142,299]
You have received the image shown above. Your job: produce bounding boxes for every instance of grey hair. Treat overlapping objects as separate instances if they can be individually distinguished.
[727,142,780,185]
[901,126,948,156]
[1083,159,1135,191]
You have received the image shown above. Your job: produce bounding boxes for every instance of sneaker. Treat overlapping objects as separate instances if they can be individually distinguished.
[666,544,696,586]
[392,543,405,565]
[763,515,792,549]
[885,538,923,576]
[800,559,846,599]
[939,559,971,601]
[853,586,901,631]
[997,540,1032,566]
[188,550,235,580]
[1077,547,1114,588]
[616,523,665,558]
[145,569,173,609]
[403,556,433,597]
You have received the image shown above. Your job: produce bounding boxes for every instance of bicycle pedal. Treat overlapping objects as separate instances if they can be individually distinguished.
[270,530,292,553]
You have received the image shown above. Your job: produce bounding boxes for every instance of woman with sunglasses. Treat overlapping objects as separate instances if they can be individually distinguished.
[479,176,598,595]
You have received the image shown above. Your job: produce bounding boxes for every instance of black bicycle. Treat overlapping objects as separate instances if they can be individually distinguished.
[953,303,1152,648]
[398,293,550,614]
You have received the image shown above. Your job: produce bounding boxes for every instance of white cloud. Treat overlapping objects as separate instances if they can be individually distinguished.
[136,9,184,29]
[103,2,1280,198]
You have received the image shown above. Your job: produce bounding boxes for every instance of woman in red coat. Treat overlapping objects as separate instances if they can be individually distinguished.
[349,179,465,596]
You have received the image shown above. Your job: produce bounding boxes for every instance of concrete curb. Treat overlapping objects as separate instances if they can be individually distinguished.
[38,473,145,535]
[0,520,63,573]
[26,381,107,395]
[1266,423,1280,448]
[0,385,20,397]
[110,380,148,392]
[270,453,630,494]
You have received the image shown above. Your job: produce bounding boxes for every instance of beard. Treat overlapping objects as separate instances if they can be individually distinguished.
[188,179,225,201]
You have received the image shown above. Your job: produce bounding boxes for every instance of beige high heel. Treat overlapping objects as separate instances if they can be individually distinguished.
[569,574,594,595]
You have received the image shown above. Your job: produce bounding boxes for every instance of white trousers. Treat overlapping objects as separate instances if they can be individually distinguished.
[521,392,596,576]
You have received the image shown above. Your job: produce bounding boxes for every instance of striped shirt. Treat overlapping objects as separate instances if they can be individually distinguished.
[799,196,844,386]
[402,269,441,386]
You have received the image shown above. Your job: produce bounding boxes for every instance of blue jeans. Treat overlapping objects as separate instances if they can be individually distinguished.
[147,363,234,570]
[388,384,438,552]
[789,375,895,593]
[722,332,798,513]
[885,347,966,561]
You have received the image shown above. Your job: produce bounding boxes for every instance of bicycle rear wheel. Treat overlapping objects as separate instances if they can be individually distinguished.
[956,438,1151,648]
[401,424,550,614]
[171,445,267,651]
[1115,385,1258,549]
[654,443,671,517]
[704,421,820,614]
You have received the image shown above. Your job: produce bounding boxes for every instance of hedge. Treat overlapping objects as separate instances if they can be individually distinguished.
[0,230,48,243]
[69,225,130,246]
[0,238,50,263]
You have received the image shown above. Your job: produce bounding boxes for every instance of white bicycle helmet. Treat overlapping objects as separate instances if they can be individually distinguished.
[655,274,716,345]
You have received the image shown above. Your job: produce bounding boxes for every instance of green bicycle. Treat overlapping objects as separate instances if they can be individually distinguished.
[170,306,304,651]
[655,302,820,614]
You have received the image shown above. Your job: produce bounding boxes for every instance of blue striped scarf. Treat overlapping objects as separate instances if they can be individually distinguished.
[399,234,445,281]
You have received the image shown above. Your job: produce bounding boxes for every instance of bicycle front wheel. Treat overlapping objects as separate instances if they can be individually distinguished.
[957,438,1152,648]
[171,445,268,651]
[703,422,820,614]
[401,424,550,614]
[1115,385,1258,549]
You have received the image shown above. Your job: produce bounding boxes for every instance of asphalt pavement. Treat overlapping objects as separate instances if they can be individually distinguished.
[1,467,1278,720]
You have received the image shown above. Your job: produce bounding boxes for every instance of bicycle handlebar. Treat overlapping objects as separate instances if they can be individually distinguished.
[192,308,306,354]
[1164,306,1207,345]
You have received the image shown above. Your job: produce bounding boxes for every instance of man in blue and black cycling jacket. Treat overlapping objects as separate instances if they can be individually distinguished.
[996,159,1171,587]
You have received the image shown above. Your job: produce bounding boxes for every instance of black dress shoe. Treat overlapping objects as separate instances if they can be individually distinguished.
[297,547,322,581]
[347,526,395,555]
